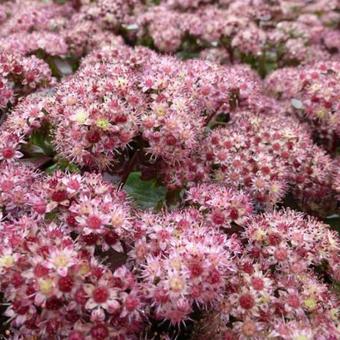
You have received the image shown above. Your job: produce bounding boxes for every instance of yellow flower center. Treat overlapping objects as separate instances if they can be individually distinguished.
[53,255,69,269]
[271,183,280,193]
[169,276,185,293]
[79,262,90,276]
[173,230,182,239]
[155,105,167,117]
[170,258,182,270]
[294,335,309,340]
[316,108,327,119]
[0,255,15,268]
[96,118,110,129]
[39,278,54,295]
[304,297,317,310]
[116,77,127,87]
[255,229,266,241]
[72,110,89,125]
[111,213,124,227]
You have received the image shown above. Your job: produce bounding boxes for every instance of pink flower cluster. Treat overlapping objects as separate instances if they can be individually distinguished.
[135,210,237,324]
[49,58,142,168]
[266,61,340,151]
[0,51,53,109]
[0,163,338,338]
[0,220,144,339]
[202,112,336,212]
[210,209,339,339]
[0,0,124,58]
[0,0,72,57]
[0,0,339,339]
[132,0,340,67]
[0,166,143,338]
[186,183,252,228]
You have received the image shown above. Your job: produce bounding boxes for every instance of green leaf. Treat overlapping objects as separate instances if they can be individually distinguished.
[324,214,340,233]
[22,123,55,157]
[45,163,59,174]
[176,50,200,61]
[21,156,52,169]
[45,211,58,222]
[46,56,79,79]
[45,158,80,174]
[333,280,340,298]
[124,172,167,210]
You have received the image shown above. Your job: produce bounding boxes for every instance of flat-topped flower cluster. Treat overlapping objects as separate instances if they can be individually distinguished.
[0,1,339,339]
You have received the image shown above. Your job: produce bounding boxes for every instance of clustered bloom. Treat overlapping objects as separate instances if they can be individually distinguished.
[266,61,340,150]
[48,59,144,169]
[0,161,136,251]
[0,168,145,338]
[0,219,144,339]
[0,162,39,214]
[23,44,265,171]
[0,0,339,339]
[243,210,339,280]
[0,51,54,109]
[186,183,253,228]
[0,32,68,57]
[0,0,73,61]
[131,209,241,324]
[191,210,339,339]
[140,228,230,325]
[0,0,72,36]
[0,92,49,139]
[131,0,340,71]
[201,112,337,213]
